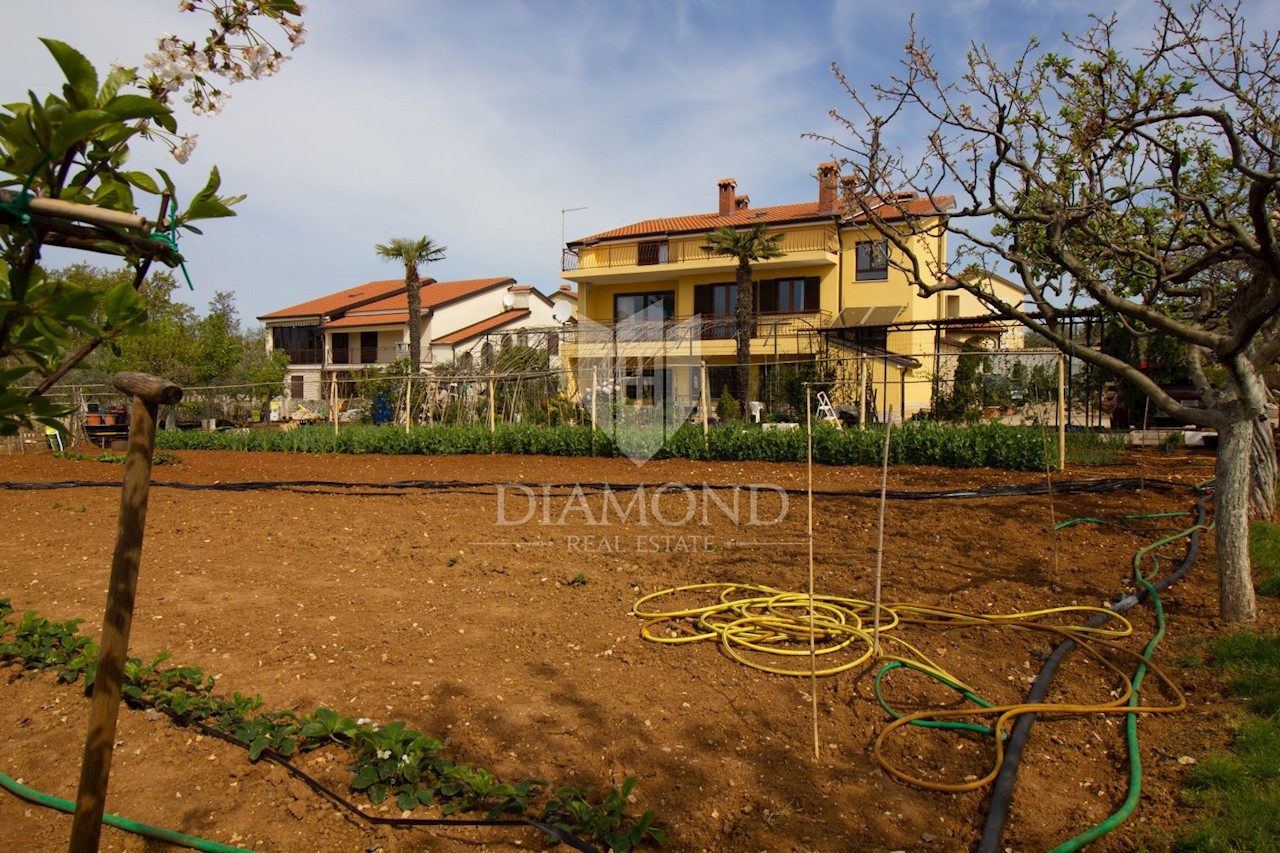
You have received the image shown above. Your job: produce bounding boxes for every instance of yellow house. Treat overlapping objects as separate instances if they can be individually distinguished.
[560,162,1023,421]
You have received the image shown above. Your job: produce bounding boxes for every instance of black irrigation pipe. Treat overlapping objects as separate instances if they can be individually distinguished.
[0,476,1180,501]
[140,705,599,852]
[975,486,1211,853]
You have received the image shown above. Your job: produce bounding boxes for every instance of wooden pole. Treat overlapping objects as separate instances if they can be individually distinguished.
[404,374,413,434]
[69,372,182,853]
[0,189,148,231]
[590,367,598,457]
[488,377,496,435]
[700,361,709,448]
[806,384,819,760]
[1057,353,1066,471]
[330,372,338,437]
[857,356,867,429]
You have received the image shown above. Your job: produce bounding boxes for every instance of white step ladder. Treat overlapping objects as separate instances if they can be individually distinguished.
[815,391,842,429]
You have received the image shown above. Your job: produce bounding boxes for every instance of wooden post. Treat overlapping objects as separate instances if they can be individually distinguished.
[590,367,598,457]
[330,372,338,437]
[1057,353,1066,471]
[857,356,867,429]
[404,374,413,434]
[488,377,496,435]
[700,361,710,448]
[70,372,182,853]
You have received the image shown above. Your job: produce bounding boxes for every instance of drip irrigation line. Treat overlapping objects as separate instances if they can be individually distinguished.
[162,712,598,852]
[0,476,1185,502]
[975,488,1210,853]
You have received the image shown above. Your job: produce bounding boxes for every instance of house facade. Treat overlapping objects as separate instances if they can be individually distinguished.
[258,277,557,401]
[559,162,1024,420]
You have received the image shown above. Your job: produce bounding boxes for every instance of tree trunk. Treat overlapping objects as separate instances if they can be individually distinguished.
[734,261,753,417]
[406,271,422,375]
[1216,416,1259,622]
[1249,407,1276,521]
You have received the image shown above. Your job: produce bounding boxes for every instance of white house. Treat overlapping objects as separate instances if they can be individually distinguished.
[259,277,558,400]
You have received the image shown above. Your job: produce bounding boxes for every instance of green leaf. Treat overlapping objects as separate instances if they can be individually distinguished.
[351,765,378,791]
[48,108,113,157]
[40,39,98,109]
[122,171,161,194]
[102,282,148,331]
[181,166,241,222]
[248,735,268,761]
[96,66,136,107]
[100,94,170,122]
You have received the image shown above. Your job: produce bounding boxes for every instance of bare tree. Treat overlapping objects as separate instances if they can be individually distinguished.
[822,1,1280,622]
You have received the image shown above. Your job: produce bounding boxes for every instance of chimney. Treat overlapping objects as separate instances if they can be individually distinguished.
[718,178,737,216]
[734,195,750,212]
[817,161,840,213]
[840,175,858,207]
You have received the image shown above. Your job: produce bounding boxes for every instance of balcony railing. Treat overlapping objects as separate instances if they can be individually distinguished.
[562,226,839,272]
[280,347,323,365]
[567,310,832,343]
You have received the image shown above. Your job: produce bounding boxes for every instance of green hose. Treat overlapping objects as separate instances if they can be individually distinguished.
[1046,521,1205,852]
[0,768,256,853]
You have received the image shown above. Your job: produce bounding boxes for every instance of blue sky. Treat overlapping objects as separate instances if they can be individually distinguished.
[4,1,1277,323]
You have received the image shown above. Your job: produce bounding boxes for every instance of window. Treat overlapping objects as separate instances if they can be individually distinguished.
[758,277,819,314]
[271,325,323,364]
[945,295,961,318]
[614,291,674,322]
[856,240,888,280]
[637,240,669,266]
[693,283,736,339]
[359,331,378,363]
[331,332,349,364]
[290,375,304,399]
[548,332,559,357]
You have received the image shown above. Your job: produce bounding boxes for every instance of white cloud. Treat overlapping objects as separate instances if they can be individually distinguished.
[5,0,1276,321]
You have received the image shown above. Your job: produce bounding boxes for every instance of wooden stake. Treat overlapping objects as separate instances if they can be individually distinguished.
[404,375,413,434]
[590,367,598,456]
[700,361,709,448]
[874,407,893,657]
[1057,353,1066,471]
[330,372,339,437]
[488,378,496,436]
[69,372,182,853]
[807,384,819,760]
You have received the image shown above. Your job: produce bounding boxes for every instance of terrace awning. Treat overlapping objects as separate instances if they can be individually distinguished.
[831,305,905,328]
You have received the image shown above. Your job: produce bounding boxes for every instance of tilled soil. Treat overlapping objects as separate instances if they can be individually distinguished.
[0,446,1273,852]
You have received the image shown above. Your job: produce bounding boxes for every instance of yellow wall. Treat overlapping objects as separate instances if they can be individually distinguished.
[567,217,1029,420]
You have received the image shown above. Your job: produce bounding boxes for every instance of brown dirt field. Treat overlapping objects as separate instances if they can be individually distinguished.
[0,446,1275,853]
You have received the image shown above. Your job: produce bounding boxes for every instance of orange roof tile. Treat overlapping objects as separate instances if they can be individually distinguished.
[434,309,531,345]
[570,196,953,245]
[257,278,408,320]
[341,277,514,314]
[323,311,415,329]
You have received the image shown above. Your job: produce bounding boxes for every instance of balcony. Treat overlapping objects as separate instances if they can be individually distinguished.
[564,311,832,362]
[279,347,323,365]
[562,226,839,281]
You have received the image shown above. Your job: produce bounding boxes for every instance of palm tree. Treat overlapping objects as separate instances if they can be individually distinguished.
[374,236,447,375]
[701,224,784,415]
